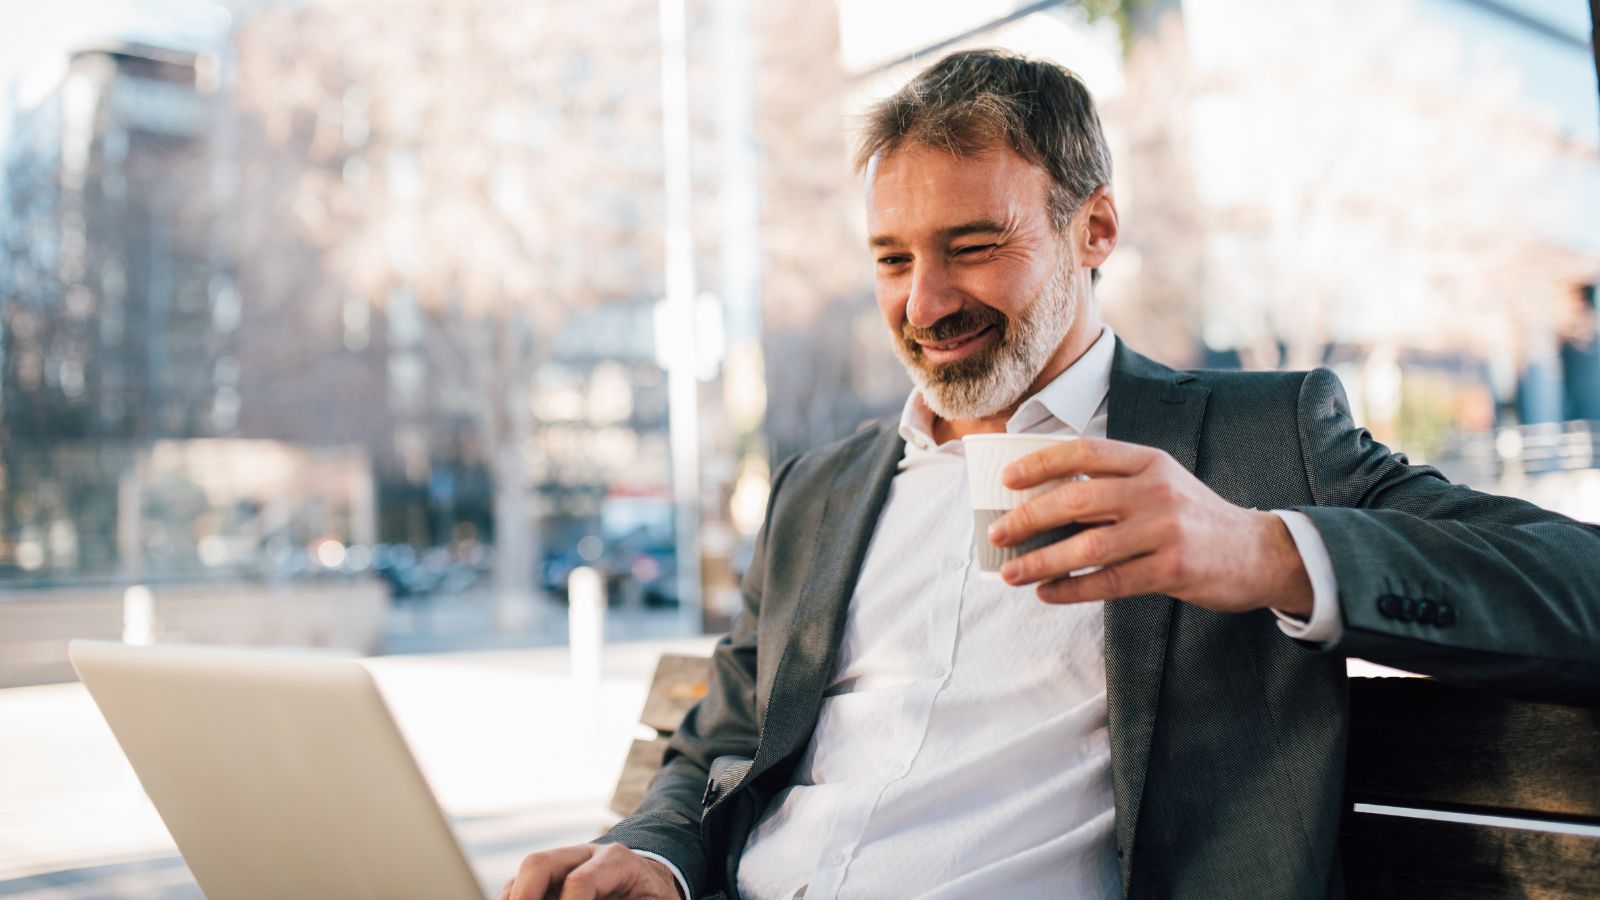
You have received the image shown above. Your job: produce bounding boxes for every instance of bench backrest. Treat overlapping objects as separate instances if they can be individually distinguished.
[1341,677,1600,898]
[612,657,1600,896]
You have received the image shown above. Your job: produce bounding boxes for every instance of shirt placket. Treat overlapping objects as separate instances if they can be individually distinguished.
[809,451,969,899]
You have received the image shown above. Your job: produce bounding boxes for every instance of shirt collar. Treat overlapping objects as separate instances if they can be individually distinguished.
[898,324,1115,452]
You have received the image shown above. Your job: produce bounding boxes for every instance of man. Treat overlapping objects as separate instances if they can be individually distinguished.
[503,50,1600,900]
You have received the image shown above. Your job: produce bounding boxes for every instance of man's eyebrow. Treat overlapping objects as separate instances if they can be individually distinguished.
[869,219,1012,248]
[939,219,1010,241]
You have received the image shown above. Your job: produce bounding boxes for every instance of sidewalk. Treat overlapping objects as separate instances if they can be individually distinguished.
[0,634,720,899]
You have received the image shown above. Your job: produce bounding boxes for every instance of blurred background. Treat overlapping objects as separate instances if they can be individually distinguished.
[0,0,1597,893]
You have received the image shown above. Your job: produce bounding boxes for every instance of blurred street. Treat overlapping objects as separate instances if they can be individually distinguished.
[0,629,719,899]
[0,0,1597,893]
[375,586,691,656]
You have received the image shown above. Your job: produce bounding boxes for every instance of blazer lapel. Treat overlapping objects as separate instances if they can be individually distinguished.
[754,421,906,773]
[1104,340,1210,894]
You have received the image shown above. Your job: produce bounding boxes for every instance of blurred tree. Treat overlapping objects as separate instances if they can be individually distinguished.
[229,0,672,626]
[1118,0,1589,377]
[1100,11,1210,368]
[748,0,909,461]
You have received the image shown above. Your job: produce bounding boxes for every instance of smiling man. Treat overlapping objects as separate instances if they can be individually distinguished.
[503,50,1600,900]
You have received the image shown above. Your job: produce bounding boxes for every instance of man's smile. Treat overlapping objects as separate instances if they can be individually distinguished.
[918,324,998,363]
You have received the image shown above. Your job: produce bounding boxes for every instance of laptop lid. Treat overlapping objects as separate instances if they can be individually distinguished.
[68,640,485,900]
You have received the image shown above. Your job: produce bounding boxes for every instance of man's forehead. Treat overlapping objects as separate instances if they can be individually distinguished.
[865,144,1046,239]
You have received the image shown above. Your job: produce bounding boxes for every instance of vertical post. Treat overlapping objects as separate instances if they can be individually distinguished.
[123,584,156,645]
[709,0,767,626]
[117,453,145,585]
[659,0,703,633]
[568,566,606,688]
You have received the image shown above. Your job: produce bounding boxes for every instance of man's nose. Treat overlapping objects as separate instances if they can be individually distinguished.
[905,261,961,330]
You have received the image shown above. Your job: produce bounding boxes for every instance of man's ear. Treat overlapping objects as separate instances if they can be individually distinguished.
[1077,185,1119,271]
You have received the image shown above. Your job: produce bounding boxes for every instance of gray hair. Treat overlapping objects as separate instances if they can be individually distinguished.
[856,49,1113,237]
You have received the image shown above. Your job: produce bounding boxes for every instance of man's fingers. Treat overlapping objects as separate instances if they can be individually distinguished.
[1034,551,1169,604]
[558,845,669,900]
[1000,516,1171,587]
[506,845,595,900]
[991,475,1140,544]
[557,847,627,900]
[1002,438,1159,489]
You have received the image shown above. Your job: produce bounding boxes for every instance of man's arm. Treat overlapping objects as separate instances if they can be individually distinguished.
[1291,367,1600,703]
[587,452,800,895]
[504,454,798,900]
[987,367,1600,704]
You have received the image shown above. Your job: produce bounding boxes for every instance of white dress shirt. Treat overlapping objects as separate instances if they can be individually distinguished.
[644,326,1342,899]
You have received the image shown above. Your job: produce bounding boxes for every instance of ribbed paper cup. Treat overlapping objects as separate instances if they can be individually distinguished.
[962,433,1086,581]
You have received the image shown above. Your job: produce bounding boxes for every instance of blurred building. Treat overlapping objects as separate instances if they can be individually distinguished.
[3,42,225,442]
[0,40,384,586]
[1,42,230,580]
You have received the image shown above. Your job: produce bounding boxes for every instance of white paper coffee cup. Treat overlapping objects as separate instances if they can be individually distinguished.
[962,433,1087,581]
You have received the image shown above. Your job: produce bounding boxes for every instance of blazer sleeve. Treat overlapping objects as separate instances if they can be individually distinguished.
[592,453,800,897]
[1291,367,1600,704]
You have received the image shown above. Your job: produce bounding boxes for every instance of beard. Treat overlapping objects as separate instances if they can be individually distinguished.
[891,253,1079,421]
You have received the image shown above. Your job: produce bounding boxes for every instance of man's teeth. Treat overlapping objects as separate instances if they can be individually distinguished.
[935,331,978,350]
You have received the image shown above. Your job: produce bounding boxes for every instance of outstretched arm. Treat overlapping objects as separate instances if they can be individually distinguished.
[988,367,1600,704]
[1291,367,1600,703]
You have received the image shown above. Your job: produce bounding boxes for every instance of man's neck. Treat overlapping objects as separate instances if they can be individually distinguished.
[930,312,1104,445]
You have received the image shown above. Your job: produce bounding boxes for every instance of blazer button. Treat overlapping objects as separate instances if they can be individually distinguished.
[1398,596,1419,622]
[1376,594,1398,618]
[1436,603,1457,626]
[1417,599,1438,625]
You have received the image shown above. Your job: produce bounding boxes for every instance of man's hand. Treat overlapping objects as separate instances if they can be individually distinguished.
[498,843,683,900]
[986,438,1313,616]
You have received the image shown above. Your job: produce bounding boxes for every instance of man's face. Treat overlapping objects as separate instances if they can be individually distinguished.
[866,144,1079,421]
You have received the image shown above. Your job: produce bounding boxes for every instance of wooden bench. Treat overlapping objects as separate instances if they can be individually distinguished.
[614,654,1600,897]
[610,653,713,816]
[1342,677,1600,897]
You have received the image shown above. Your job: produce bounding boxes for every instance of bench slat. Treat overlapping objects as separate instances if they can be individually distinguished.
[1346,678,1600,820]
[639,654,713,736]
[1342,809,1600,898]
[610,736,672,817]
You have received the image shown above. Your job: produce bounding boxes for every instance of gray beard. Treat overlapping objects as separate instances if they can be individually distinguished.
[893,260,1079,421]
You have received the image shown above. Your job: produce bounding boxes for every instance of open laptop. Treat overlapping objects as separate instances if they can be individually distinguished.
[68,639,490,899]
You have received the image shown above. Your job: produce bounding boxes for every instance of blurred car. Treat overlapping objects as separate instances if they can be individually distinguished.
[373,543,485,600]
[539,532,679,607]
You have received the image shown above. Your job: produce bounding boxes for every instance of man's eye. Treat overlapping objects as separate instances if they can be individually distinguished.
[877,255,910,266]
[955,244,995,256]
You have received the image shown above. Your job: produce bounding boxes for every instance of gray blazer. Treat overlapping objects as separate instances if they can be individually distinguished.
[598,341,1600,899]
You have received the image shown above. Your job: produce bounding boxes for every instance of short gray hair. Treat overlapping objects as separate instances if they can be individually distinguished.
[856,49,1113,234]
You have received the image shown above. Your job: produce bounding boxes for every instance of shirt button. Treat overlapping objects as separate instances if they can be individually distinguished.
[944,555,964,572]
[827,852,845,867]
[926,663,946,679]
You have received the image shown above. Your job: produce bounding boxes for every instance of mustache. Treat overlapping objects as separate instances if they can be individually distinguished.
[902,305,1007,347]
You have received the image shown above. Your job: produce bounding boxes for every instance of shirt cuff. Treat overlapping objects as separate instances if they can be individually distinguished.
[630,850,691,900]
[1268,510,1343,645]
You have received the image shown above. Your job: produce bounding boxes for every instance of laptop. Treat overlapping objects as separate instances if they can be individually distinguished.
[68,640,489,899]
